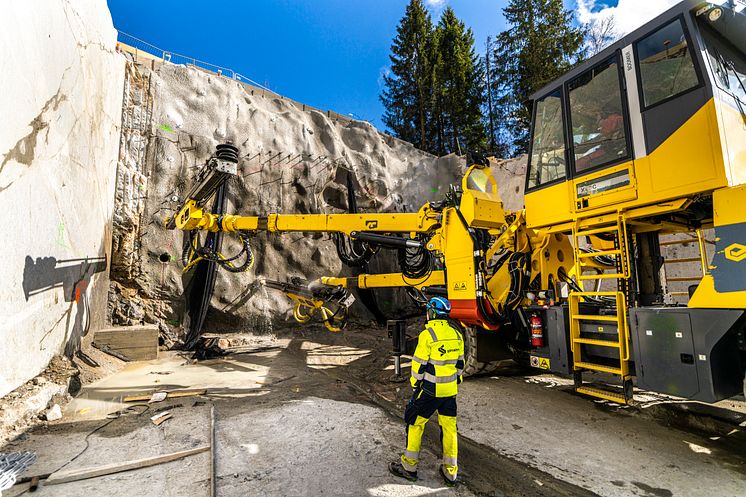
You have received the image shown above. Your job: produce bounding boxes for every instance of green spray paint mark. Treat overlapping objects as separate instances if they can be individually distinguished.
[159,124,174,133]
[167,319,180,326]
[431,187,438,193]
[56,223,68,248]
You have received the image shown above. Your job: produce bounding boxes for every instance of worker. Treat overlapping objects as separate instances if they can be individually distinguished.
[389,297,465,487]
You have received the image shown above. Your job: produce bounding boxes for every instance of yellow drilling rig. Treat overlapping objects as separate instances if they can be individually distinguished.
[168,0,746,404]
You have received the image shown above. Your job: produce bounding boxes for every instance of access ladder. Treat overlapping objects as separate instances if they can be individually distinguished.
[569,214,633,404]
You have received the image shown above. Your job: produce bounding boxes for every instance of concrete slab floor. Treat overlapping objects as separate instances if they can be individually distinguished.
[2,326,746,497]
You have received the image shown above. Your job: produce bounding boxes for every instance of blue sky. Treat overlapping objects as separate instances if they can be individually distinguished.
[107,0,675,130]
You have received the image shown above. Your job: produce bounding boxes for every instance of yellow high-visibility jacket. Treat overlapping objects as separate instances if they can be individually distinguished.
[410,319,465,397]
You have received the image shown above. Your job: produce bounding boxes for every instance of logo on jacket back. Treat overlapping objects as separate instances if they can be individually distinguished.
[438,345,447,355]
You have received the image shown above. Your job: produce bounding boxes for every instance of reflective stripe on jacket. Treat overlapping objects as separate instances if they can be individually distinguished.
[410,319,465,397]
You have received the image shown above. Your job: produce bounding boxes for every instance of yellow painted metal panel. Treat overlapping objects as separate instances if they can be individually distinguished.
[713,91,746,187]
[643,100,727,198]
[712,184,746,227]
[524,181,573,229]
[689,274,746,308]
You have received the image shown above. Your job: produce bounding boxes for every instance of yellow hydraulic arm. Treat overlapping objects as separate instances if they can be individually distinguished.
[166,143,555,331]
[174,201,440,235]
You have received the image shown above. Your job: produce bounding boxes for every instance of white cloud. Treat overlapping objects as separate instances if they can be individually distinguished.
[377,66,391,89]
[576,0,680,37]
[425,0,448,10]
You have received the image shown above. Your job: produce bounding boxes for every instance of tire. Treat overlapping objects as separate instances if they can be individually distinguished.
[462,326,503,376]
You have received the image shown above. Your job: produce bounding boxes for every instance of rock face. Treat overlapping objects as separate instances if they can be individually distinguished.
[108,60,473,342]
[0,0,125,397]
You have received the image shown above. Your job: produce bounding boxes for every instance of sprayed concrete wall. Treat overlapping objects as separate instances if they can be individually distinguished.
[0,1,125,397]
[107,61,473,341]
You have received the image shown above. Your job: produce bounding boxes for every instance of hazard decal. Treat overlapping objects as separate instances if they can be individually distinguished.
[530,355,551,370]
[453,282,467,291]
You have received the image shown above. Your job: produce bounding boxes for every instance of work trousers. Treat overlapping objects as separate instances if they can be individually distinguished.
[400,389,458,481]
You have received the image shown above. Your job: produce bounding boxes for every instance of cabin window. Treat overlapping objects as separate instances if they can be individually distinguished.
[568,56,629,173]
[527,89,566,189]
[698,20,746,106]
[636,19,700,107]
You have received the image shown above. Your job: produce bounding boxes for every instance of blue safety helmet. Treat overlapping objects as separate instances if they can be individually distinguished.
[426,297,451,316]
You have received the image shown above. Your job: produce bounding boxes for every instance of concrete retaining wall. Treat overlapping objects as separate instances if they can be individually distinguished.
[0,0,125,397]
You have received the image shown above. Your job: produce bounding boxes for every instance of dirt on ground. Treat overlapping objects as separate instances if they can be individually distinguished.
[0,347,125,447]
[3,323,746,497]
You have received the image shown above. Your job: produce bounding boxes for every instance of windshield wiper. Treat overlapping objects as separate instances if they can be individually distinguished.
[715,49,746,122]
[725,59,746,99]
[725,59,746,123]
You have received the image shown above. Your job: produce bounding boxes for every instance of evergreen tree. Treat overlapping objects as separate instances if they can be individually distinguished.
[380,0,433,151]
[431,8,487,156]
[488,0,584,154]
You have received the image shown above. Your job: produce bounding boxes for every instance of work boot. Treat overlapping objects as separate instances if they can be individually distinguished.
[439,466,457,487]
[389,461,418,482]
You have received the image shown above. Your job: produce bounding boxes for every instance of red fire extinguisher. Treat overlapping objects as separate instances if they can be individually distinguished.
[530,313,544,347]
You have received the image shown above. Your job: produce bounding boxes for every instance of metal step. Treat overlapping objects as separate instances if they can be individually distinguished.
[576,385,629,404]
[577,249,621,258]
[571,314,619,322]
[574,361,623,375]
[578,273,627,280]
[575,225,620,238]
[573,338,621,347]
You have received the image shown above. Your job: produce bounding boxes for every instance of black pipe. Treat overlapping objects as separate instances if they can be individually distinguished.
[421,286,448,296]
[350,231,422,249]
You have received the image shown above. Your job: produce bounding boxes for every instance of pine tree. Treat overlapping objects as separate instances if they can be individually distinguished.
[380,0,433,151]
[488,0,584,154]
[431,8,487,156]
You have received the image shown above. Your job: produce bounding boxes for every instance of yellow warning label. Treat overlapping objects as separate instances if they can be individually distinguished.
[530,356,551,370]
[453,282,467,291]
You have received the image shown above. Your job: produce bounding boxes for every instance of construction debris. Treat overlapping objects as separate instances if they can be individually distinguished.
[0,452,37,493]
[45,446,209,485]
[150,411,172,426]
[123,389,207,403]
[93,325,159,361]
[192,336,283,360]
[45,404,63,422]
[148,392,168,403]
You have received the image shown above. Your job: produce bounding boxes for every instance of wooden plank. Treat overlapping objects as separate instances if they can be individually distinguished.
[210,405,216,497]
[45,446,209,485]
[93,325,159,361]
[123,389,207,403]
[93,344,157,361]
[94,336,157,346]
[95,331,157,339]
[93,344,156,355]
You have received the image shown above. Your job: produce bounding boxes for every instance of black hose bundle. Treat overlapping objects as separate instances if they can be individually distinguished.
[505,252,531,312]
[405,287,429,309]
[182,230,255,273]
[557,268,615,304]
[333,233,377,267]
[397,243,433,280]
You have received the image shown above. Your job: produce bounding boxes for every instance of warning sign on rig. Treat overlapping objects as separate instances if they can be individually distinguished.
[453,282,467,291]
[530,355,551,370]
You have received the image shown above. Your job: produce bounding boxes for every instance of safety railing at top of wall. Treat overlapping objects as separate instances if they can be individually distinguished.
[116,30,273,93]
[115,30,435,158]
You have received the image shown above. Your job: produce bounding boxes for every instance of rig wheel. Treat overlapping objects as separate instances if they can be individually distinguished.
[462,327,503,377]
